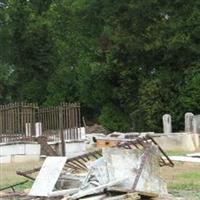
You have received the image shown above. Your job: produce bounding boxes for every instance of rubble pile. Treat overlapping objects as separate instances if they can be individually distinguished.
[26,136,174,199]
[1,136,176,200]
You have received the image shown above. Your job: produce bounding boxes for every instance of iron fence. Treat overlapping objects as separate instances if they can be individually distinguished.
[38,103,81,141]
[0,102,81,143]
[0,102,38,142]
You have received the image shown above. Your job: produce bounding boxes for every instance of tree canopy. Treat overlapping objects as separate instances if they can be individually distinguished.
[0,0,200,132]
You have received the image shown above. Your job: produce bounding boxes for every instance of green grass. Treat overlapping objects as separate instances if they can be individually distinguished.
[165,150,188,156]
[14,180,33,191]
[168,170,200,191]
[0,180,33,192]
[179,171,200,180]
[169,189,200,200]
[168,182,200,190]
[0,161,42,190]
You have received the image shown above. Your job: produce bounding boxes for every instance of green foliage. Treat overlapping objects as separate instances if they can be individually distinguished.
[98,105,131,132]
[0,62,14,103]
[0,0,200,131]
[180,65,200,113]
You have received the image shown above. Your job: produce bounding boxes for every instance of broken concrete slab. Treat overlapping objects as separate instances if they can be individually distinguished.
[103,146,168,195]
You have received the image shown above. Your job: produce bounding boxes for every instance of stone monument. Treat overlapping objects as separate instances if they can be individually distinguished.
[184,112,194,133]
[162,114,172,134]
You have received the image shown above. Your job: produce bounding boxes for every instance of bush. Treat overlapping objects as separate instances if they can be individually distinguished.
[98,105,131,132]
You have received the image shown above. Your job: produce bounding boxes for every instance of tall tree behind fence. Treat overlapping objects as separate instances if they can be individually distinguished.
[0,102,81,143]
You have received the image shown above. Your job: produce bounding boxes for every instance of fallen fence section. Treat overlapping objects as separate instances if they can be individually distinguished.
[117,135,174,167]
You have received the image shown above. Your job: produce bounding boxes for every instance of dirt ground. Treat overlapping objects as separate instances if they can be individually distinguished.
[0,158,200,200]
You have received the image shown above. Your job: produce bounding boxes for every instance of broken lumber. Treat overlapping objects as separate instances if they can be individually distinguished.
[69,177,128,200]
[48,188,79,197]
[167,156,200,163]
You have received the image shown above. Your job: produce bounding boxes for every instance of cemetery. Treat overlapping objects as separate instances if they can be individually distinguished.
[1,1,200,199]
[0,102,199,200]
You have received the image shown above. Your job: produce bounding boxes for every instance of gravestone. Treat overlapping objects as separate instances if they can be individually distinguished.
[184,112,194,133]
[162,114,172,134]
[35,122,42,137]
[25,123,31,137]
[193,115,200,134]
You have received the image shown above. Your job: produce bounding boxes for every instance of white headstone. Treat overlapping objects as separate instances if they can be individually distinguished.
[78,127,86,140]
[25,123,31,137]
[35,122,42,137]
[193,115,200,134]
[162,114,172,134]
[184,112,194,133]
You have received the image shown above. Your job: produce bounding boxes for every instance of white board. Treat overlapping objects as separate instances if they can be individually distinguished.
[187,152,200,157]
[29,156,67,197]
[168,156,200,163]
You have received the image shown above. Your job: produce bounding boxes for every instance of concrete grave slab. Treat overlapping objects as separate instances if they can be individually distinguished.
[29,156,67,197]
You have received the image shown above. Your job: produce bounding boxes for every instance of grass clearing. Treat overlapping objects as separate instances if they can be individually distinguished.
[0,160,42,191]
[160,161,200,199]
[178,171,200,180]
[165,150,188,156]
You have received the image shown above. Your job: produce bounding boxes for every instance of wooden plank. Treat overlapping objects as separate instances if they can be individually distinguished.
[106,186,130,193]
[70,177,128,200]
[48,188,79,197]
[187,152,200,157]
[29,156,67,197]
[79,194,107,200]
[104,193,140,200]
[167,156,200,163]
[137,191,158,198]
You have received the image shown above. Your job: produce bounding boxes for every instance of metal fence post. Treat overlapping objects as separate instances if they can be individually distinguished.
[59,106,65,156]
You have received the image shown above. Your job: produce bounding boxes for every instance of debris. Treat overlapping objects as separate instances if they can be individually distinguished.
[167,156,200,163]
[103,193,140,200]
[0,180,29,192]
[116,135,174,167]
[65,149,102,172]
[86,124,108,134]
[48,188,79,197]
[0,191,27,198]
[101,146,168,194]
[25,135,174,200]
[94,135,174,167]
[36,136,58,156]
[16,167,39,180]
[77,193,107,200]
[29,157,67,197]
[69,177,128,200]
[187,152,200,157]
